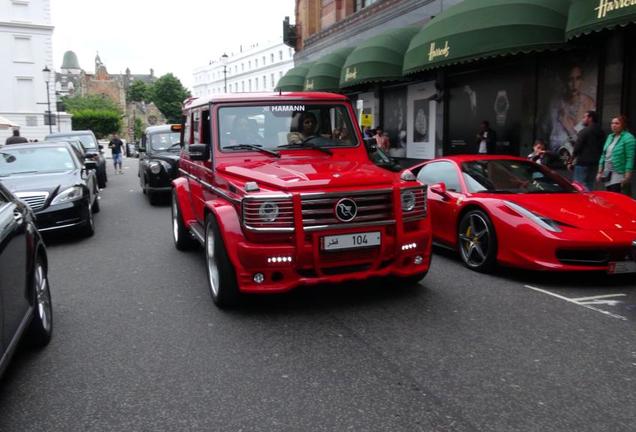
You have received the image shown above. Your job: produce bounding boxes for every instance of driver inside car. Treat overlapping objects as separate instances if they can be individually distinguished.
[287,112,319,144]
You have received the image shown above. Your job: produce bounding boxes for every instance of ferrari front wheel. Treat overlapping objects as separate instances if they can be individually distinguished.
[458,210,497,272]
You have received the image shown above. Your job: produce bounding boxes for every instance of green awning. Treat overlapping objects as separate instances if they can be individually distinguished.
[275,63,314,91]
[566,0,636,39]
[403,0,570,74]
[339,27,419,88]
[304,47,354,91]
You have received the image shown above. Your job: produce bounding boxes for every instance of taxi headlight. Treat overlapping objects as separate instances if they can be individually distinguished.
[149,161,162,174]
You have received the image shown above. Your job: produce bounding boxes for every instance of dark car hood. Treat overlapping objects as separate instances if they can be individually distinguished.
[147,152,180,165]
[1,170,83,195]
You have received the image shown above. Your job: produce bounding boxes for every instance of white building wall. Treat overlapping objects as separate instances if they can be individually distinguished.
[193,39,294,98]
[0,0,70,143]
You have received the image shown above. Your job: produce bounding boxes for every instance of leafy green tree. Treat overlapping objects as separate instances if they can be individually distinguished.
[62,94,122,114]
[71,110,122,138]
[133,117,144,142]
[148,73,190,123]
[127,80,150,103]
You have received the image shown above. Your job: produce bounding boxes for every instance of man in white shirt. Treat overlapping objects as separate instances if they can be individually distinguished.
[475,121,496,155]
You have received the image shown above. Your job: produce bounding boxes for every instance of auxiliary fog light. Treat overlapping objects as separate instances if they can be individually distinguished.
[253,273,265,284]
[401,242,417,251]
[414,256,424,265]
[267,256,293,264]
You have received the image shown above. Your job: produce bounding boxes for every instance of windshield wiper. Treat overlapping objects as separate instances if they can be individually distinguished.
[168,142,182,149]
[224,144,280,158]
[277,142,332,155]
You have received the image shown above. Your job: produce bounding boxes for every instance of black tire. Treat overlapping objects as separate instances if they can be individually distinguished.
[205,215,240,308]
[26,254,53,347]
[78,203,95,237]
[172,191,197,251]
[457,209,497,272]
[98,168,107,189]
[92,194,100,213]
[148,190,160,205]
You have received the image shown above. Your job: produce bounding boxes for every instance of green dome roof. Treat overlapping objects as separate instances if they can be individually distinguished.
[62,51,80,70]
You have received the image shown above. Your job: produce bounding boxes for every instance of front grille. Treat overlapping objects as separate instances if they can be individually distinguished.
[301,189,393,229]
[15,192,49,211]
[402,186,428,222]
[556,248,632,266]
[242,198,294,231]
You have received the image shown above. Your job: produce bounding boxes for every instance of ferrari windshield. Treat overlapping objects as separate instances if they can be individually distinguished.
[218,104,358,152]
[0,146,78,176]
[462,160,576,194]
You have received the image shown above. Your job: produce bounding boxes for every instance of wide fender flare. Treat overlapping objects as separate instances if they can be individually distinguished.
[206,200,243,270]
[172,177,195,225]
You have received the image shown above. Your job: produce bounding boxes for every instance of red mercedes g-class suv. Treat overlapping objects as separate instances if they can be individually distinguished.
[171,92,431,307]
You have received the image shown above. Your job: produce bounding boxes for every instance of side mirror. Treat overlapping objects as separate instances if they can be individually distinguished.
[189,143,209,161]
[98,144,104,151]
[430,182,448,197]
[84,160,98,171]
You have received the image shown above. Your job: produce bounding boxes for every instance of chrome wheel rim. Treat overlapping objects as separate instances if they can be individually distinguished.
[206,226,219,297]
[34,262,52,333]
[172,198,179,243]
[459,213,490,268]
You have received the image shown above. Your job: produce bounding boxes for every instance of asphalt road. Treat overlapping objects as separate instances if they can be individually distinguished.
[1,156,635,431]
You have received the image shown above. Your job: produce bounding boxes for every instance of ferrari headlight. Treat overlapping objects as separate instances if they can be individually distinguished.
[504,201,561,232]
[51,186,84,205]
[259,202,279,222]
[149,161,162,174]
[401,190,416,212]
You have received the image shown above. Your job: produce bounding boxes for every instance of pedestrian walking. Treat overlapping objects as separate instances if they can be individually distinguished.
[109,133,125,174]
[5,129,28,145]
[475,121,496,154]
[569,110,604,191]
[596,115,635,196]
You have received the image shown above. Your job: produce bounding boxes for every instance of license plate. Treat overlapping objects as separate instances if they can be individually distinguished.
[322,232,381,251]
[608,261,636,274]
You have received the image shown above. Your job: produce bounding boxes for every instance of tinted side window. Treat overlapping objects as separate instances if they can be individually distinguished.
[416,161,461,192]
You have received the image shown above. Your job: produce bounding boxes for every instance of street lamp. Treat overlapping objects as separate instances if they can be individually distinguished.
[220,53,228,93]
[41,66,52,133]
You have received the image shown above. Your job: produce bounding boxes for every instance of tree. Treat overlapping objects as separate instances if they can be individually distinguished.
[71,110,122,138]
[127,80,150,103]
[133,117,144,142]
[148,73,190,123]
[61,94,122,114]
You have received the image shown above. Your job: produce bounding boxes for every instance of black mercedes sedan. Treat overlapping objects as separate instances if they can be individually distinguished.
[0,180,52,378]
[45,130,107,188]
[138,124,181,205]
[0,142,99,237]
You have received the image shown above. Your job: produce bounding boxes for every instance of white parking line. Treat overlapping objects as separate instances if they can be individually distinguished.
[524,285,627,321]
[572,294,627,302]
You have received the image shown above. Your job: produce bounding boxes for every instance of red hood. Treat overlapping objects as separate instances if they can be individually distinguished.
[218,157,397,191]
[501,192,636,230]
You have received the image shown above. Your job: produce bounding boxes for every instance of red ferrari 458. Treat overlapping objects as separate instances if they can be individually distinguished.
[406,155,636,274]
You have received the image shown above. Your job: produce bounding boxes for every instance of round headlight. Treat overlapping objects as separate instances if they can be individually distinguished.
[149,162,161,174]
[401,191,416,212]
[259,202,279,222]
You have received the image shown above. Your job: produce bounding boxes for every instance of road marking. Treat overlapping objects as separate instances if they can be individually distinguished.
[572,294,627,302]
[524,285,627,321]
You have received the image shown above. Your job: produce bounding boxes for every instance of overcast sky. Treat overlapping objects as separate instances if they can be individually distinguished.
[51,0,295,90]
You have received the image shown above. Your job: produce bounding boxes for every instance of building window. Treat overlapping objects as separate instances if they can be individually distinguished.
[248,60,251,69]
[271,53,274,63]
[241,81,245,92]
[254,78,258,91]
[270,73,275,88]
[248,79,252,92]
[279,50,283,60]
[262,56,266,65]
[15,77,34,112]
[262,76,266,90]
[13,36,32,62]
[355,0,378,11]
[241,63,244,71]
[255,59,258,68]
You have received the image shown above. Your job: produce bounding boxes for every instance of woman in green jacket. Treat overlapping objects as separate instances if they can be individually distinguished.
[596,115,635,196]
